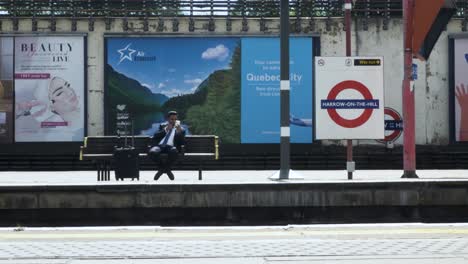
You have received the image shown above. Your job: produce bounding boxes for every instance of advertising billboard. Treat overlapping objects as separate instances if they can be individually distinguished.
[0,37,13,144]
[241,37,313,143]
[105,37,241,143]
[105,37,314,144]
[14,36,85,142]
[453,38,468,142]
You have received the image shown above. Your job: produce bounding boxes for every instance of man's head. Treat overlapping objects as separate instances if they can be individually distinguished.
[48,77,79,115]
[167,111,178,126]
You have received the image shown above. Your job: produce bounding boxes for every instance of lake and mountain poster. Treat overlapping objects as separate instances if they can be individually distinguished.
[105,37,241,143]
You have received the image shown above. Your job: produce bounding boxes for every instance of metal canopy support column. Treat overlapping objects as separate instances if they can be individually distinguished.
[279,0,290,180]
[402,0,418,178]
[271,0,302,181]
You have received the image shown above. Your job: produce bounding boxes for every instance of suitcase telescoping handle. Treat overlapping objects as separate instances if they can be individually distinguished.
[124,121,128,147]
[132,119,135,147]
[124,118,135,148]
[119,116,134,148]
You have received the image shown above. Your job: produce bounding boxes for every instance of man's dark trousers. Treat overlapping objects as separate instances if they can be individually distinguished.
[148,145,178,180]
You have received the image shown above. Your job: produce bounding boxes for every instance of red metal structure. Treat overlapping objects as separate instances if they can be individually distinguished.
[402,0,456,178]
[402,0,416,178]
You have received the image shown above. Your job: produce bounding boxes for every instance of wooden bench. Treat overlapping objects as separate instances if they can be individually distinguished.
[79,135,219,181]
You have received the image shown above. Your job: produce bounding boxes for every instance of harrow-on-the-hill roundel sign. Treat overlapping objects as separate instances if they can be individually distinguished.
[315,57,384,140]
[376,107,403,144]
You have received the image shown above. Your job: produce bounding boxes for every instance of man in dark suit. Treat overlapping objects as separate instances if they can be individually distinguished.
[148,111,186,180]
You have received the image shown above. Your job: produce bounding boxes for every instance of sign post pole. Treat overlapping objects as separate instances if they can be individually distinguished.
[345,0,355,180]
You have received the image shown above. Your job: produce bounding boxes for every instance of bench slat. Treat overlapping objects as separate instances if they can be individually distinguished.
[83,153,215,158]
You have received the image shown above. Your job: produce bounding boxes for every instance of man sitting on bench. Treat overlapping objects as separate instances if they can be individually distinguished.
[148,111,186,180]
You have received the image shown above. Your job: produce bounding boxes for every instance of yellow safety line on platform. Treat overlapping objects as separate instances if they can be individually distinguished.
[2,228,468,240]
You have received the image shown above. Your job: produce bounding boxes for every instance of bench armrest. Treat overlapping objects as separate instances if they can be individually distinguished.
[79,146,84,161]
[180,144,186,155]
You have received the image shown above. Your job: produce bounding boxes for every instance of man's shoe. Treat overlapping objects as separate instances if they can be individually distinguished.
[154,170,164,180]
[166,170,175,181]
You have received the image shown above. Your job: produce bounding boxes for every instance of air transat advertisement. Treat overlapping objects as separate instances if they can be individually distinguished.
[105,37,314,144]
[241,38,313,143]
[106,37,241,142]
[14,36,85,142]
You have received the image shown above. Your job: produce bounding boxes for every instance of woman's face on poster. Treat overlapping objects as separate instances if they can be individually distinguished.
[49,77,79,114]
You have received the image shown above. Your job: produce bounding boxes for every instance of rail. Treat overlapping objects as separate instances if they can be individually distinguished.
[0,0,464,19]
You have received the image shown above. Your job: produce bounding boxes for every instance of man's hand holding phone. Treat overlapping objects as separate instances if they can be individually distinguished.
[175,120,182,133]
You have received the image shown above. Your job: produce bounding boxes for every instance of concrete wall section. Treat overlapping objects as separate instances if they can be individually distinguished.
[0,181,468,209]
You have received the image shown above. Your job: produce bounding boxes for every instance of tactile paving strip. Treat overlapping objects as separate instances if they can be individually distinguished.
[1,239,468,259]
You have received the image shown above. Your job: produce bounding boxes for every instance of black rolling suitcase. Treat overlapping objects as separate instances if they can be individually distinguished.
[113,123,140,181]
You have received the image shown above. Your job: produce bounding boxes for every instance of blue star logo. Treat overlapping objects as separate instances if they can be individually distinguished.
[117,44,136,65]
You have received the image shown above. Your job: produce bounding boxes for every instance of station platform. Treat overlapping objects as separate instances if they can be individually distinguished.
[1,170,468,226]
[2,169,468,185]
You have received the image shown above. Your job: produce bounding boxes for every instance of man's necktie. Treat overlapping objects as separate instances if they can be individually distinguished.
[161,127,173,146]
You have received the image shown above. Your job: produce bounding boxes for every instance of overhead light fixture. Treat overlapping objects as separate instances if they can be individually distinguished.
[123,18,128,31]
[172,18,179,32]
[157,18,164,32]
[242,18,248,32]
[260,19,267,32]
[12,18,18,31]
[50,18,56,31]
[105,18,111,30]
[71,19,77,31]
[296,20,302,33]
[208,18,215,32]
[32,18,37,31]
[309,19,315,32]
[226,18,232,32]
[88,18,94,32]
[189,18,195,32]
[143,19,149,31]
